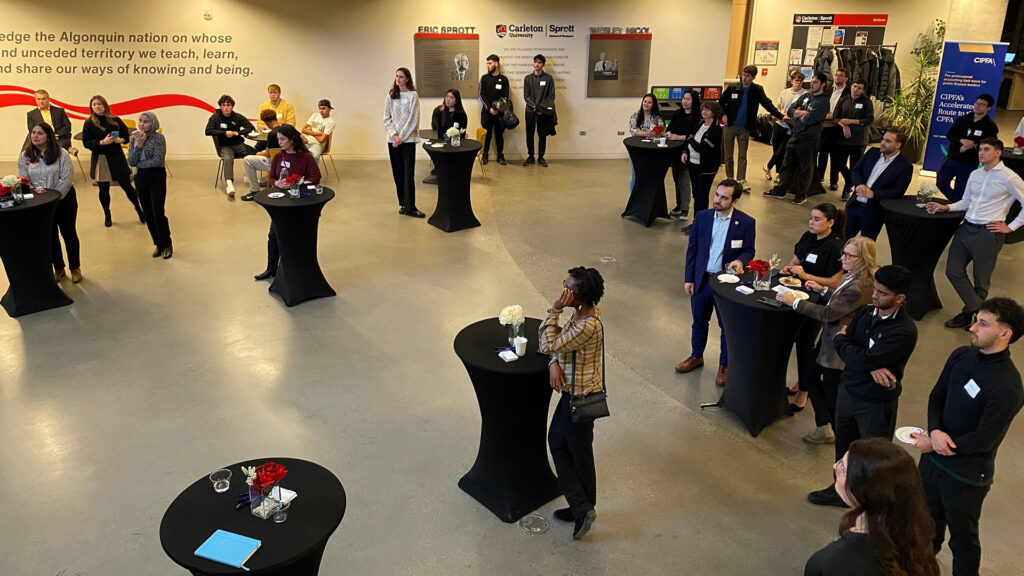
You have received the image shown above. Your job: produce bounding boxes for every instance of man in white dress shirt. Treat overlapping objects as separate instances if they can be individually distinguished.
[927,138,1024,329]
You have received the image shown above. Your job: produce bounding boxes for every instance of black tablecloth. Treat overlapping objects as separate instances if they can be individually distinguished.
[711,273,817,436]
[423,139,482,232]
[0,189,73,317]
[621,136,684,226]
[254,188,336,307]
[881,197,964,320]
[454,317,561,522]
[160,457,346,576]
[992,155,1024,244]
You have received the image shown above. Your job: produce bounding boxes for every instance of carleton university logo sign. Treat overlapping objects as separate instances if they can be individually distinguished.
[495,25,507,38]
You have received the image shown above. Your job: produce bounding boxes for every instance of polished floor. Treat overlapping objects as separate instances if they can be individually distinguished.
[1,132,1022,575]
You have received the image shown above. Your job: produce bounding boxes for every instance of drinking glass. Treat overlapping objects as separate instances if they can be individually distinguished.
[209,469,231,493]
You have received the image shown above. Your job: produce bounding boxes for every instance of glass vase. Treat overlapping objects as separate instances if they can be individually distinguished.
[250,483,282,520]
[450,133,461,147]
[753,269,774,291]
[507,323,521,345]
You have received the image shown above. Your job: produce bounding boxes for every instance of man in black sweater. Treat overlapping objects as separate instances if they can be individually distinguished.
[765,72,830,205]
[912,297,1024,576]
[718,64,782,191]
[523,53,555,167]
[204,94,256,198]
[809,265,918,507]
[479,54,510,165]
[937,93,999,202]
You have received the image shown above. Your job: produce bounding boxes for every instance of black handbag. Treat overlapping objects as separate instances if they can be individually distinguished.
[569,320,608,424]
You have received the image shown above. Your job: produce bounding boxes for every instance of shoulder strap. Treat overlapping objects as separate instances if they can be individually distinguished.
[570,317,606,398]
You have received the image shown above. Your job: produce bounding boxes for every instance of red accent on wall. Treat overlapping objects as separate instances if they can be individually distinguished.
[590,34,652,40]
[832,14,888,26]
[1,85,218,118]
[414,33,479,40]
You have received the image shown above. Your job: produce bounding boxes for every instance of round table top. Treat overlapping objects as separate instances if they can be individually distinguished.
[160,457,346,575]
[880,196,964,220]
[454,317,550,375]
[422,138,482,154]
[710,272,818,312]
[254,186,335,208]
[622,136,685,150]
[0,188,60,214]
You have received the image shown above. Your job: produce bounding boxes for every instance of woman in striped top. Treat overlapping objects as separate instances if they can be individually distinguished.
[383,67,423,218]
[540,266,605,541]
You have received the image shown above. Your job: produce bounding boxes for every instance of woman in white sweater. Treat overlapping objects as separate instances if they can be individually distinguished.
[384,67,423,217]
[19,122,82,283]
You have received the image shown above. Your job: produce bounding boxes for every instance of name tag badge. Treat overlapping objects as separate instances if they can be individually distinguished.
[220,123,228,129]
[730,240,743,249]
[855,103,863,109]
[965,378,981,398]
[539,81,547,86]
[805,253,819,264]
[857,196,868,203]
[731,93,739,99]
[496,84,502,89]
[277,113,282,119]
[282,161,291,168]
[974,130,982,136]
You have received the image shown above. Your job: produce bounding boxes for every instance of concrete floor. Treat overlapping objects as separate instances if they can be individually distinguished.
[1,127,1022,576]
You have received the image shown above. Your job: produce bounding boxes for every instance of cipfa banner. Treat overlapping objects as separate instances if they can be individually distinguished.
[923,41,1009,172]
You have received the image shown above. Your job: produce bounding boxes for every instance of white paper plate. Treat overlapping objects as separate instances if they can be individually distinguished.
[430,143,444,148]
[790,290,809,300]
[779,276,802,288]
[895,426,924,444]
[267,192,286,199]
[717,274,740,283]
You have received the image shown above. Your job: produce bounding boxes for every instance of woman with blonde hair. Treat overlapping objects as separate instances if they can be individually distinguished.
[82,94,143,227]
[778,235,877,444]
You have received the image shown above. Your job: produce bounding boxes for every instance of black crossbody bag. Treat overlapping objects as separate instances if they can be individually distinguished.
[569,319,609,424]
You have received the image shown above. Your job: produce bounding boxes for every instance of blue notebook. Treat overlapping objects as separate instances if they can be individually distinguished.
[194,529,261,571]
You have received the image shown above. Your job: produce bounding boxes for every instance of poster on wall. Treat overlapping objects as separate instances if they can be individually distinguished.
[922,41,1009,173]
[754,41,779,66]
[413,29,480,98]
[586,28,651,98]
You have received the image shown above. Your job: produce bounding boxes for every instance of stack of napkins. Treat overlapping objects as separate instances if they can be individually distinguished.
[498,350,519,362]
[194,529,261,570]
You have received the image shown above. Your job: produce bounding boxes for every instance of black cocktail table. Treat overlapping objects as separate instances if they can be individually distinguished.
[881,197,964,320]
[423,139,482,232]
[454,317,561,522]
[0,189,73,317]
[710,273,817,436]
[160,457,346,576]
[621,136,684,226]
[254,188,336,306]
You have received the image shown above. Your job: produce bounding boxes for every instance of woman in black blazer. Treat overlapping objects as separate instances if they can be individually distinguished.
[82,94,143,227]
[680,101,723,232]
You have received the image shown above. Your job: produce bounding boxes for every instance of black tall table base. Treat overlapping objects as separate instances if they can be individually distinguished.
[881,197,964,320]
[424,140,482,232]
[455,318,561,522]
[621,136,683,226]
[0,190,73,317]
[256,189,336,307]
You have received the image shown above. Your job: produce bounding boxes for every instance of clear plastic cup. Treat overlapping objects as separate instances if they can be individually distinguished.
[209,469,231,493]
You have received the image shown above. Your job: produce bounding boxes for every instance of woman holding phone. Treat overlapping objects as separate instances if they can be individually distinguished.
[82,95,143,227]
[19,122,83,283]
[128,111,171,259]
[254,125,321,281]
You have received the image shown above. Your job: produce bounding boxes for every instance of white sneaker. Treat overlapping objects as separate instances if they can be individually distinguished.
[225,179,235,197]
[803,425,836,445]
[739,179,751,191]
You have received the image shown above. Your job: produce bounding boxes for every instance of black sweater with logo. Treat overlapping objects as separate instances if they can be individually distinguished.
[833,304,917,402]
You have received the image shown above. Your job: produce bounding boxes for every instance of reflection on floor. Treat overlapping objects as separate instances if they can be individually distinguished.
[0,133,1021,575]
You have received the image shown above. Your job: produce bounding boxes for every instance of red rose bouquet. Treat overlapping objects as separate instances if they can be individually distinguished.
[252,462,288,489]
[748,259,770,279]
[653,125,665,137]
[282,173,303,186]
[0,175,29,196]
[1015,136,1024,148]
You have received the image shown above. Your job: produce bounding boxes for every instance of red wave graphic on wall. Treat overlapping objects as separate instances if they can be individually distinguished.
[0,85,217,120]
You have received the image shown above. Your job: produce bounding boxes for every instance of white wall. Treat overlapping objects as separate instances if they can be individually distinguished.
[1,0,733,159]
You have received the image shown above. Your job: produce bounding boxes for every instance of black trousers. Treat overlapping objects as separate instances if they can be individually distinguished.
[794,317,822,384]
[816,126,841,185]
[525,111,547,158]
[798,343,842,428]
[920,455,990,576]
[387,142,417,209]
[481,112,504,155]
[98,177,140,216]
[834,384,898,462]
[832,144,865,193]
[767,123,792,170]
[265,224,280,272]
[135,167,171,249]
[776,137,821,200]
[687,163,716,213]
[51,187,81,270]
[549,392,596,519]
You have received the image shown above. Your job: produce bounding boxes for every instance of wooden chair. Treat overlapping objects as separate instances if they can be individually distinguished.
[318,133,339,182]
[475,128,488,179]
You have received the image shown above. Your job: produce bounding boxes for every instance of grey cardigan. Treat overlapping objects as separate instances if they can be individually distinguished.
[793,273,875,369]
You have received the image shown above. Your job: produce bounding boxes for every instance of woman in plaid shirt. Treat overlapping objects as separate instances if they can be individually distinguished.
[539,266,605,540]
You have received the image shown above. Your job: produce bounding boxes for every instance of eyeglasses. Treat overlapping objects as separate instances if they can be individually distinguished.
[841,251,859,259]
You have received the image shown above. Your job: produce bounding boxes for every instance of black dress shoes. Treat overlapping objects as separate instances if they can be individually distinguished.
[152,247,162,258]
[523,156,536,166]
[553,508,574,522]
[573,509,596,540]
[104,213,112,227]
[481,154,489,165]
[162,246,173,260]
[407,209,426,218]
[538,157,548,167]
[497,155,507,165]
[808,483,848,508]
[241,192,257,202]
[254,268,276,281]
[399,206,406,215]
[944,311,975,329]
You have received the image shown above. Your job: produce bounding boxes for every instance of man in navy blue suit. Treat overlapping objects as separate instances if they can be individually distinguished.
[845,128,914,240]
[676,179,757,386]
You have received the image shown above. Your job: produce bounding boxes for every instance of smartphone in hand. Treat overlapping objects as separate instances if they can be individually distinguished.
[110,131,120,139]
